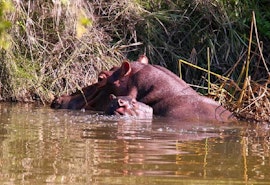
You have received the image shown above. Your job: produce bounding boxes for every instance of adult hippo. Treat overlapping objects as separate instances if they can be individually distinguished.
[99,61,235,122]
[50,55,149,111]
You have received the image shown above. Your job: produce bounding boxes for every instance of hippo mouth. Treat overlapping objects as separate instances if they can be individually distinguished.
[113,106,136,116]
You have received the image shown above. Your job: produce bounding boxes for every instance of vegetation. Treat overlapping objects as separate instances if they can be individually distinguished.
[0,0,269,122]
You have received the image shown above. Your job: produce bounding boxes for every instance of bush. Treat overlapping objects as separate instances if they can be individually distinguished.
[0,0,269,122]
[1,0,124,102]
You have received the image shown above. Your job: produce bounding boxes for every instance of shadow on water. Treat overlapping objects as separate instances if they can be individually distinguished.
[0,102,270,184]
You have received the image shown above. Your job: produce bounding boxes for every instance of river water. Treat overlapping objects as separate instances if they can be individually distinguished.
[0,102,269,185]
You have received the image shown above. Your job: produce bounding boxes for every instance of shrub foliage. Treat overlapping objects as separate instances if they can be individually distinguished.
[0,0,269,122]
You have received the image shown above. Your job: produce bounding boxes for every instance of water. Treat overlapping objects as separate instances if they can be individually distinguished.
[0,102,270,185]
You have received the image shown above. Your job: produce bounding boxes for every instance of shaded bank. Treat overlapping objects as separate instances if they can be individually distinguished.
[0,0,269,122]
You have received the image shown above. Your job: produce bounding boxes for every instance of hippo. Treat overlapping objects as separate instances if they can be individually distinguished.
[51,55,235,122]
[105,94,153,119]
[99,61,235,122]
[50,55,149,111]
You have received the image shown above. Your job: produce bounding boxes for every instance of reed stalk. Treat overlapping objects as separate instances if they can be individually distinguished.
[0,0,269,122]
[207,47,211,94]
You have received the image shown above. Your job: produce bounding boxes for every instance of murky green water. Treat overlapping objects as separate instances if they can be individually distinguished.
[0,103,270,185]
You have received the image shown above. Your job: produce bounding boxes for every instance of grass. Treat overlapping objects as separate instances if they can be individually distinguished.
[179,11,270,122]
[0,0,269,122]
[1,0,124,102]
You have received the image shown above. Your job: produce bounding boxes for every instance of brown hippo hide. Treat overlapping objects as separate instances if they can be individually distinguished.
[50,68,116,110]
[50,55,148,111]
[100,61,235,122]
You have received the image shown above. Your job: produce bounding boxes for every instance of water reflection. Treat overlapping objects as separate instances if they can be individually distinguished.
[0,103,269,184]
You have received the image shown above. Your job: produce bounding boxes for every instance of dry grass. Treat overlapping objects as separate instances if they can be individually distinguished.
[0,0,269,122]
[1,0,127,102]
[179,12,270,123]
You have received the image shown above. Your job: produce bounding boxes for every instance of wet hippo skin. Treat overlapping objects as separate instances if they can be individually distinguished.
[50,68,116,110]
[51,55,235,122]
[50,55,148,111]
[100,61,235,122]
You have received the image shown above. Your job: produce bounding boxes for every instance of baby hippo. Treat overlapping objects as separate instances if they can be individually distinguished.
[105,94,153,119]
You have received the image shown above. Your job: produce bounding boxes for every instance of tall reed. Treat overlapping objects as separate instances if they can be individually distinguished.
[0,0,269,122]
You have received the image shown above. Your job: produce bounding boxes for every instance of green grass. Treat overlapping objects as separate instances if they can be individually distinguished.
[0,0,269,122]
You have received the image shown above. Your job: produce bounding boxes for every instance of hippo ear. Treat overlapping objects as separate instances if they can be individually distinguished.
[137,54,148,64]
[120,61,131,77]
